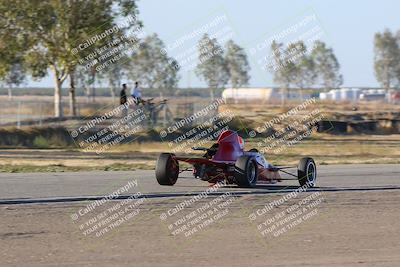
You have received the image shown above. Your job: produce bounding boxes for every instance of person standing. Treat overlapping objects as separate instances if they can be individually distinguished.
[120,84,128,117]
[131,81,143,104]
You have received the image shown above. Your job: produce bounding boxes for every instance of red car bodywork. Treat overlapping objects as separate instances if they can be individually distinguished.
[175,130,281,184]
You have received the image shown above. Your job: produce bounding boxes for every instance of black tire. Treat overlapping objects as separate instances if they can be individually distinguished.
[298,157,317,187]
[249,148,259,152]
[156,153,179,186]
[234,156,258,187]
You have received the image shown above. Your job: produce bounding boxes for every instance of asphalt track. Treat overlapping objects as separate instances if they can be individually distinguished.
[2,164,400,267]
[1,164,399,205]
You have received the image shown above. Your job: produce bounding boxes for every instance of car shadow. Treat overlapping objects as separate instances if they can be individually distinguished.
[222,184,305,190]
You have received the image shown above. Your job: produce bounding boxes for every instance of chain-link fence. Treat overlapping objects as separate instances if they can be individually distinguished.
[0,98,215,128]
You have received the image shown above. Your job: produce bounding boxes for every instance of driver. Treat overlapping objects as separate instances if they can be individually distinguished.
[203,143,219,159]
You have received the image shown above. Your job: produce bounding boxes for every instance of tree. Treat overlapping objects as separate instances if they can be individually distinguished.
[1,0,141,117]
[287,41,316,100]
[311,41,343,89]
[0,2,28,100]
[75,65,96,103]
[1,61,26,100]
[374,29,400,89]
[225,40,250,88]
[196,34,229,101]
[268,41,293,106]
[129,34,180,95]
[105,61,128,102]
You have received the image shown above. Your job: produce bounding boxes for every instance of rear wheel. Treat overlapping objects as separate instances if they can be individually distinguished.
[298,157,316,187]
[156,153,179,186]
[234,156,258,187]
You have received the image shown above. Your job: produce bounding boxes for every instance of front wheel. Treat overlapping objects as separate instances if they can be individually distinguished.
[156,153,179,186]
[298,157,317,187]
[234,156,258,187]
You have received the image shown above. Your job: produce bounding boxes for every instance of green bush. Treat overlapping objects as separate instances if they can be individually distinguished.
[33,136,50,148]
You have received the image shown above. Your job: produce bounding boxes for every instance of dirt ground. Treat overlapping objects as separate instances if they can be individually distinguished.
[1,190,399,267]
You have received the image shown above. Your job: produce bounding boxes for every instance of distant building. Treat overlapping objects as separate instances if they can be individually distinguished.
[319,88,395,103]
[319,88,361,102]
[222,88,310,103]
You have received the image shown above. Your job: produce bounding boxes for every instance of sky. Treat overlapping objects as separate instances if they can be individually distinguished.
[28,0,400,88]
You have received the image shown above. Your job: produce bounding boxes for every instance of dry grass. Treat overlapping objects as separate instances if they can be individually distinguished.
[1,97,400,172]
[1,134,399,172]
[265,137,400,165]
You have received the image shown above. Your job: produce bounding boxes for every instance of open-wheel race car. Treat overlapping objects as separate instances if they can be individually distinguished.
[155,130,317,188]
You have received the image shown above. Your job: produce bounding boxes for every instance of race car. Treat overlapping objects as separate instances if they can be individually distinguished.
[155,130,317,188]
